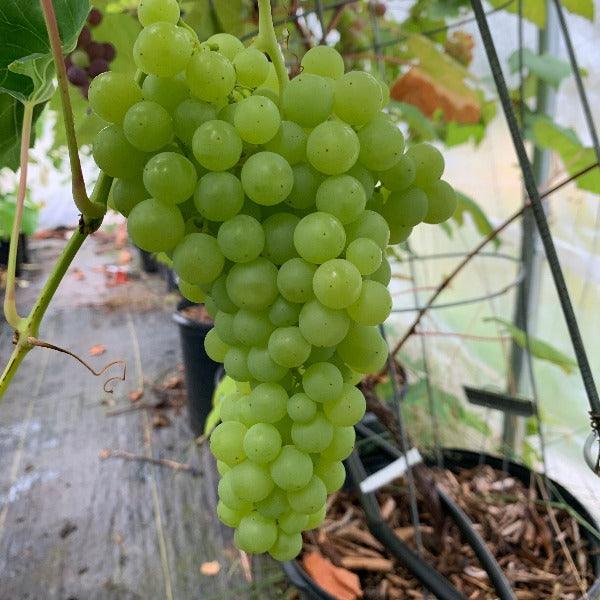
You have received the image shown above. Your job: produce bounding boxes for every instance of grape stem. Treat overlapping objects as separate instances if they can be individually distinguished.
[3,102,34,331]
[254,0,289,94]
[39,0,105,221]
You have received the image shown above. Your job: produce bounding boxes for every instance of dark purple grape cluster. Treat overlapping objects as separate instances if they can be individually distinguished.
[65,8,116,98]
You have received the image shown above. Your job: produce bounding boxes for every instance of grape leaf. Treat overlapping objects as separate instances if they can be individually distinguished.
[488,0,546,27]
[507,49,572,89]
[452,190,500,248]
[180,0,219,41]
[484,317,578,374]
[562,0,594,20]
[0,192,39,238]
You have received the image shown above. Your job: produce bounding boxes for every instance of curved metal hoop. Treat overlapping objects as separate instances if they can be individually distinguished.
[391,252,525,314]
[583,430,600,475]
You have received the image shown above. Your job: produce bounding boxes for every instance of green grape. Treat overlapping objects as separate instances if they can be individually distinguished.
[321,426,355,462]
[123,100,174,152]
[315,175,366,225]
[385,188,428,227]
[214,311,238,345]
[312,258,362,309]
[192,120,243,171]
[243,423,282,463]
[143,152,197,204]
[234,96,281,144]
[422,180,457,224]
[305,505,327,530]
[247,346,289,383]
[347,163,375,201]
[345,238,382,276]
[253,87,280,106]
[302,362,343,403]
[194,172,244,221]
[217,500,248,528]
[207,33,244,61]
[268,326,311,368]
[285,164,322,210]
[257,488,289,519]
[233,309,274,347]
[333,71,382,126]
[70,49,89,69]
[224,346,252,381]
[172,233,224,284]
[407,143,445,187]
[217,460,231,476]
[314,458,346,493]
[277,258,317,304]
[357,114,405,172]
[299,300,350,347]
[217,215,265,263]
[306,121,360,175]
[211,275,238,313]
[369,257,391,286]
[233,47,269,88]
[378,78,391,108]
[301,46,345,79]
[226,258,279,310]
[89,72,142,124]
[337,324,388,373]
[229,461,275,504]
[262,62,280,94]
[347,280,392,325]
[219,392,242,422]
[262,213,299,265]
[128,198,184,252]
[142,75,189,113]
[218,103,238,126]
[178,279,207,303]
[287,392,317,423]
[379,154,416,192]
[241,152,294,206]
[173,99,218,146]
[345,210,390,250]
[93,125,147,179]
[111,176,147,217]
[291,413,333,453]
[269,531,303,561]
[294,212,346,264]
[210,421,247,465]
[245,383,288,424]
[240,198,263,221]
[235,511,279,554]
[269,296,301,327]
[287,476,327,514]
[270,445,313,491]
[205,296,219,319]
[204,328,230,362]
[305,345,336,367]
[187,50,236,103]
[281,73,333,128]
[278,511,309,534]
[323,383,366,426]
[263,121,306,166]
[138,0,180,25]
[133,23,193,77]
[218,471,253,511]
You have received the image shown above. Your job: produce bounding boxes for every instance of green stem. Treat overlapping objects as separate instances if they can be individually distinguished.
[40,0,104,221]
[3,102,34,331]
[254,0,289,95]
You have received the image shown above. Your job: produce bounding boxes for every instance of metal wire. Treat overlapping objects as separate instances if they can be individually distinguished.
[470,0,600,468]
[392,252,525,313]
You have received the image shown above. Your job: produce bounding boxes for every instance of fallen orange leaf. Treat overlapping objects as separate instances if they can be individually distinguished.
[88,344,106,356]
[199,561,221,576]
[128,390,144,403]
[302,552,363,600]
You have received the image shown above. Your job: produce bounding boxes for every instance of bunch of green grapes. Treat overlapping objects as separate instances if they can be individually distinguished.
[89,0,457,561]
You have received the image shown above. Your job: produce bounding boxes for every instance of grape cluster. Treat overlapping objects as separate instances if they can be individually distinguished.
[66,8,116,98]
[89,0,457,561]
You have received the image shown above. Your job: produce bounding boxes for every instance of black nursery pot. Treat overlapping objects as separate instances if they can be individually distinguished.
[0,234,28,277]
[173,299,220,435]
[137,247,159,273]
[283,448,600,600]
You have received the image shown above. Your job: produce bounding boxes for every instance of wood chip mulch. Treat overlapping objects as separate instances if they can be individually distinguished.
[301,464,598,600]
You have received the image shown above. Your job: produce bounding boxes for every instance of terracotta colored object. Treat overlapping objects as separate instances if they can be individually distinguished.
[302,551,363,600]
[390,67,481,124]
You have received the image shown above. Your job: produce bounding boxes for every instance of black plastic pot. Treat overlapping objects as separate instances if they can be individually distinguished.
[138,247,159,273]
[0,234,28,277]
[283,448,600,600]
[173,299,219,435]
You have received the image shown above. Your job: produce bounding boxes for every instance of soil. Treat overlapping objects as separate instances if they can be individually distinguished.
[180,304,213,325]
[301,463,597,600]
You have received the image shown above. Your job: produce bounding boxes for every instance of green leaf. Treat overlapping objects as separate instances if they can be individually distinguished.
[392,101,436,141]
[180,0,219,41]
[452,190,500,248]
[484,317,578,374]
[0,192,39,238]
[444,121,485,147]
[0,0,90,104]
[528,116,600,194]
[213,0,251,36]
[93,12,140,74]
[488,0,546,27]
[562,0,594,20]
[508,49,572,89]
